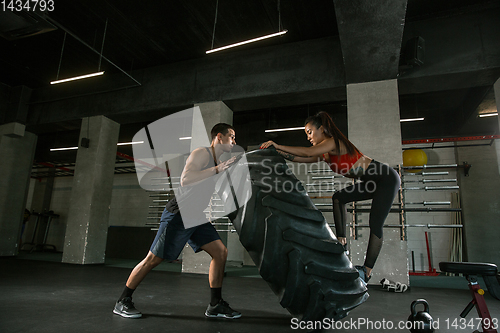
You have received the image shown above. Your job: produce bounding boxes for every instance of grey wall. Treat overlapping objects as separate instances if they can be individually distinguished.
[456,141,500,266]
[402,144,459,271]
[0,131,37,255]
[20,141,500,265]
[23,173,154,253]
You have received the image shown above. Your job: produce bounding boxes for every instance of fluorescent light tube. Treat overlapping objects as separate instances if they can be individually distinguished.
[179,137,192,140]
[117,141,144,146]
[265,126,305,133]
[50,71,105,85]
[400,118,425,122]
[207,30,287,54]
[50,146,79,151]
[51,141,144,151]
[479,112,498,118]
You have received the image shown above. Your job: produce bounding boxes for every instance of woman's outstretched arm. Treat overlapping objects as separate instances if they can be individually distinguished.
[261,138,336,157]
[275,149,322,163]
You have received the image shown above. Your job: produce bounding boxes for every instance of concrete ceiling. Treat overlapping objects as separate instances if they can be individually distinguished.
[1,0,499,166]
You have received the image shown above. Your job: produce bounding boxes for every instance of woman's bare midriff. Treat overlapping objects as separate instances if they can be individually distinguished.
[323,143,373,178]
[349,155,373,173]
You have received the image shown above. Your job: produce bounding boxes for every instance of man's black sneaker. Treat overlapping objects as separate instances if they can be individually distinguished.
[205,299,241,319]
[113,297,142,318]
[355,265,371,284]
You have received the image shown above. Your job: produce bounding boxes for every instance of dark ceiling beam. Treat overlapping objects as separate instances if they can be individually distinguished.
[454,86,495,135]
[100,1,170,58]
[398,5,500,95]
[2,86,31,125]
[398,68,500,95]
[45,16,142,86]
[333,0,408,84]
[400,6,500,82]
[24,5,500,128]
[27,37,345,125]
[225,87,347,112]
[49,1,170,65]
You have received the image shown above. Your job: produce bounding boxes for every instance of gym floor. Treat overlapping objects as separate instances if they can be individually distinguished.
[1,253,499,333]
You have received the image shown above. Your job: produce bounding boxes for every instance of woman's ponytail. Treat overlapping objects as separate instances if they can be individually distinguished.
[304,111,360,156]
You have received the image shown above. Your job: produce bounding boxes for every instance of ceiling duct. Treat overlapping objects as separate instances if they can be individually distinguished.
[0,10,56,40]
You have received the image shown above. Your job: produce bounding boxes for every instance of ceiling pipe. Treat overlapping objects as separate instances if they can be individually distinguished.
[403,135,500,145]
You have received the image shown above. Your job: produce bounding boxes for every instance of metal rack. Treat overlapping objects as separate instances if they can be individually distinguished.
[205,196,237,233]
[145,175,178,231]
[145,176,237,233]
[307,163,469,241]
[305,161,468,276]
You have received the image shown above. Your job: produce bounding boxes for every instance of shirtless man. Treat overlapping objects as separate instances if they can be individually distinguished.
[114,123,241,319]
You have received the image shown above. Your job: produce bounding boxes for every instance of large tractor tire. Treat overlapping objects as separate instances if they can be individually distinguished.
[217,148,368,322]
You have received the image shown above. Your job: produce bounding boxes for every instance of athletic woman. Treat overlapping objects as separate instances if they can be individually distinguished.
[260,111,400,283]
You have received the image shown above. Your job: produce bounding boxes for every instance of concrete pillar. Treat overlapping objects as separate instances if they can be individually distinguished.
[346,79,409,285]
[494,78,500,175]
[193,101,233,139]
[0,123,37,256]
[456,142,500,266]
[181,101,239,274]
[62,116,119,264]
[457,77,500,266]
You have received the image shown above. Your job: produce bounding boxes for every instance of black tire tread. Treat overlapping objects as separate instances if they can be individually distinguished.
[220,148,368,321]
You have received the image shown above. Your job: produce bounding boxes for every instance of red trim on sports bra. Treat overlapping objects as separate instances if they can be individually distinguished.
[323,151,363,176]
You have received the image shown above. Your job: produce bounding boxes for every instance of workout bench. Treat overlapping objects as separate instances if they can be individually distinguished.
[439,262,500,333]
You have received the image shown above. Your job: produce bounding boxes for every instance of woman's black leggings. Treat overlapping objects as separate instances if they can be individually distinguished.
[332,160,400,269]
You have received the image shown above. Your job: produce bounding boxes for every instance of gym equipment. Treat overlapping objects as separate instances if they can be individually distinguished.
[355,201,451,206]
[403,149,427,173]
[314,163,466,242]
[439,262,500,333]
[407,299,434,333]
[380,278,408,292]
[410,232,439,276]
[402,162,472,176]
[216,147,368,321]
[404,185,460,191]
[21,211,59,252]
[404,178,457,183]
